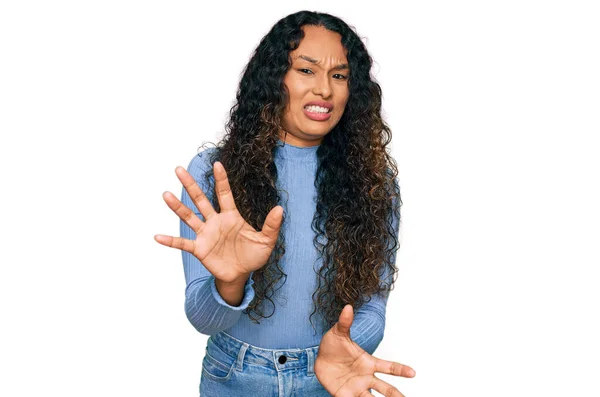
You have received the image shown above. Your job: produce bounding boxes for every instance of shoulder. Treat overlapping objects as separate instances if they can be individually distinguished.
[186,146,219,180]
[184,146,220,198]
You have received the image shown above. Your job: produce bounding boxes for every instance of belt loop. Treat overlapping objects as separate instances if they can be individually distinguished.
[236,342,249,372]
[306,347,315,376]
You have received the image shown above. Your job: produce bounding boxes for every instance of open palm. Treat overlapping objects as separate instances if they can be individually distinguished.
[155,161,283,283]
[315,305,416,397]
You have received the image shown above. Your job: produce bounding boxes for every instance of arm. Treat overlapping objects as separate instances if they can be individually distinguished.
[350,181,401,355]
[349,289,388,355]
[180,150,256,335]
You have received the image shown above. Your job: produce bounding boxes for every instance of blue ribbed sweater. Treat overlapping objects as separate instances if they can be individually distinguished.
[179,139,399,354]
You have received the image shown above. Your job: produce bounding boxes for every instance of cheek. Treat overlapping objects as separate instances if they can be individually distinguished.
[336,87,349,107]
[283,75,295,93]
[336,97,349,116]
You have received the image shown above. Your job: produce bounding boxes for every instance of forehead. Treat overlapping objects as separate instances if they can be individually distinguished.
[290,25,348,62]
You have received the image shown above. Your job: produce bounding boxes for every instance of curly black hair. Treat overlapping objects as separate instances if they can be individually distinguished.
[197,10,401,331]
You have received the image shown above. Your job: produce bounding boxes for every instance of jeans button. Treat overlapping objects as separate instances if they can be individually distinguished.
[278,355,287,364]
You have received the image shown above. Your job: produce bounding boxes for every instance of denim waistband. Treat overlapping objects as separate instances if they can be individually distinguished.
[210,331,320,375]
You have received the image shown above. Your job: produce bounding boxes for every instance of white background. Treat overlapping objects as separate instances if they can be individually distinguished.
[1,1,598,396]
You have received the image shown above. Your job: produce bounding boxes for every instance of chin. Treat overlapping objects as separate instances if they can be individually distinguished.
[303,123,333,133]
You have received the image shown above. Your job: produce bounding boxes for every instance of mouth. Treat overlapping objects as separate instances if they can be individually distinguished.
[303,100,333,114]
[303,105,332,114]
[303,106,332,121]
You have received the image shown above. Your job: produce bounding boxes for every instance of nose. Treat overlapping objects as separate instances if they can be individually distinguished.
[312,73,332,98]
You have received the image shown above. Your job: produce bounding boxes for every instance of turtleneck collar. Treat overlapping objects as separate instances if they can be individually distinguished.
[273,138,320,162]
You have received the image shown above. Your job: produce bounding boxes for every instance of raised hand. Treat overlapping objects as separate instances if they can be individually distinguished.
[315,305,416,397]
[154,161,284,284]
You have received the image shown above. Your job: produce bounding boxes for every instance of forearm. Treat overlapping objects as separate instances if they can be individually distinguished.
[184,273,255,335]
[350,306,386,355]
[179,151,257,335]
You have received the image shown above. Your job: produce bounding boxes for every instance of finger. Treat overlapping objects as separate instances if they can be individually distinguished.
[213,161,238,213]
[339,375,401,397]
[369,375,405,397]
[375,357,416,378]
[154,234,196,254]
[357,391,375,397]
[260,206,284,243]
[334,304,354,337]
[162,191,203,232]
[175,166,217,221]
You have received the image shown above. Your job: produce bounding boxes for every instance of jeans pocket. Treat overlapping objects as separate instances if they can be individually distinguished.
[202,338,236,382]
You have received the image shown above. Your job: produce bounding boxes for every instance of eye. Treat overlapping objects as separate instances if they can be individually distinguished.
[298,69,348,80]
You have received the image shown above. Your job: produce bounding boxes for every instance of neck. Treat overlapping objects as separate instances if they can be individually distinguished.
[278,130,323,148]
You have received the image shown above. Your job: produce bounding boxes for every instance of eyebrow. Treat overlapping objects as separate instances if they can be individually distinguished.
[297,54,349,71]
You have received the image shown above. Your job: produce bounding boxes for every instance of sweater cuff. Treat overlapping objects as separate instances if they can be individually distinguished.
[209,273,256,310]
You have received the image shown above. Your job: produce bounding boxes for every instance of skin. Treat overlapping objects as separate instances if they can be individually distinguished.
[280,25,350,147]
[155,162,284,305]
[156,23,415,396]
[156,167,417,395]
[316,305,416,396]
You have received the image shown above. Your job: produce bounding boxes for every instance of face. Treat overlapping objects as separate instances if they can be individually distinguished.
[279,25,350,147]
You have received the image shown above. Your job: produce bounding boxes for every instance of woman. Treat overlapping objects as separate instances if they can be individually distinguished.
[155,10,415,396]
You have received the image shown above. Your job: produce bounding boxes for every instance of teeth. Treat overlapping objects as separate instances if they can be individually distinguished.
[304,105,330,113]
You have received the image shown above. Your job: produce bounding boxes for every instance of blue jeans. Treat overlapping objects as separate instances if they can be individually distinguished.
[199,331,332,396]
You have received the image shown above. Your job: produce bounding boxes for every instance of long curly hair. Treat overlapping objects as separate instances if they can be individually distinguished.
[197,10,402,331]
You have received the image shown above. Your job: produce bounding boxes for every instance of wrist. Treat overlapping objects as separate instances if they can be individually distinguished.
[216,271,250,286]
[214,273,250,307]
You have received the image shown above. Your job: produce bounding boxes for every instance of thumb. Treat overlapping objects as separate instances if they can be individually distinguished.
[335,304,354,336]
[260,205,284,242]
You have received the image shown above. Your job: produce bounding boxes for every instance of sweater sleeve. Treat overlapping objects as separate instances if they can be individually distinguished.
[179,149,256,336]
[349,179,401,355]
